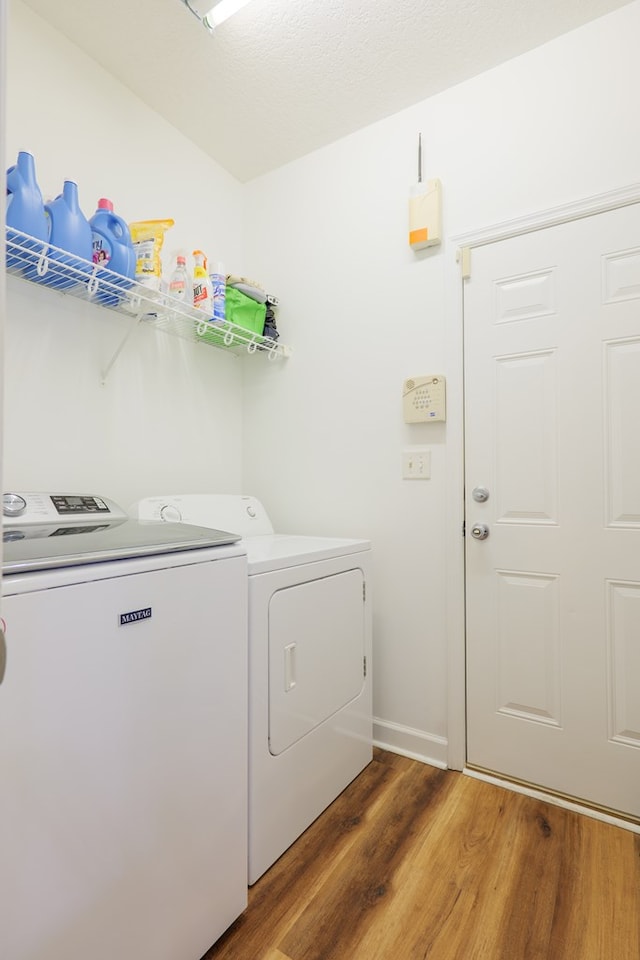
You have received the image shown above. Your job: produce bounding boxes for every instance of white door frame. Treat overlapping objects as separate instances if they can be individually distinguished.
[445,181,640,772]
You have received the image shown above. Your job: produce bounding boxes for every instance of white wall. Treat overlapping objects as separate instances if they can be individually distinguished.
[5,0,640,767]
[0,0,6,550]
[241,0,640,764]
[4,1,247,509]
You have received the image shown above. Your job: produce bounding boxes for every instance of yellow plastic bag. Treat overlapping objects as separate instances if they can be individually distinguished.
[129,219,174,288]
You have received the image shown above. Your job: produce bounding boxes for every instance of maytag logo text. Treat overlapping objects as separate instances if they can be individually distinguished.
[119,607,152,626]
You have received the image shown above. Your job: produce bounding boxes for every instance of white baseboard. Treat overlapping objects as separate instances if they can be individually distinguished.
[373,717,448,768]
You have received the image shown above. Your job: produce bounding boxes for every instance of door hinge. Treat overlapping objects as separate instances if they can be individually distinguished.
[462,520,466,538]
[363,656,367,678]
[457,246,471,280]
[363,581,366,602]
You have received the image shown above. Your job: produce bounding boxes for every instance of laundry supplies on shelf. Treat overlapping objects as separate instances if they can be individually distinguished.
[196,285,265,349]
[130,218,174,291]
[169,252,190,303]
[227,274,280,347]
[4,150,290,361]
[210,261,226,322]
[5,150,48,271]
[192,249,213,313]
[40,180,93,290]
[263,298,280,344]
[6,225,291,360]
[226,285,266,336]
[226,274,267,304]
[90,198,136,305]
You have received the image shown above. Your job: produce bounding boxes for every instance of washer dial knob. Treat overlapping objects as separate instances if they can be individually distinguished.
[3,493,27,518]
[160,504,182,523]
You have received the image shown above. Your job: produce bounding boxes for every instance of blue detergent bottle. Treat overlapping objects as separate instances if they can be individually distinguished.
[5,150,49,271]
[42,180,93,289]
[89,198,136,306]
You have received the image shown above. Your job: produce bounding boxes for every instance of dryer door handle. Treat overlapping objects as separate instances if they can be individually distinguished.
[284,643,296,692]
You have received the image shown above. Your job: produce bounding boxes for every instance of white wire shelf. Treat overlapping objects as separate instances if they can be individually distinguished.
[5,228,292,366]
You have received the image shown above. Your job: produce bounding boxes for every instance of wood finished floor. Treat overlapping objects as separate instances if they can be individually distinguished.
[203,749,640,960]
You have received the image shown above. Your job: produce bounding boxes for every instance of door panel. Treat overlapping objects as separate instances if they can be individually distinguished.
[607,581,640,749]
[494,349,558,523]
[495,570,561,726]
[605,338,640,525]
[465,203,640,819]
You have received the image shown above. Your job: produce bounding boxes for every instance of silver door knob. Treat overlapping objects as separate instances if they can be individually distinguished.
[472,486,490,503]
[471,522,489,540]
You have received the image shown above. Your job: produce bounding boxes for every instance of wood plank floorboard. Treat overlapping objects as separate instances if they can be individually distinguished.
[203,749,640,960]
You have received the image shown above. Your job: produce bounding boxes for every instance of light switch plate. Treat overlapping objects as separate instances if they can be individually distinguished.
[402,447,431,480]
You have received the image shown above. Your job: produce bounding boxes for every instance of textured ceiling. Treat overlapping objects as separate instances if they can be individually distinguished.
[20,0,633,182]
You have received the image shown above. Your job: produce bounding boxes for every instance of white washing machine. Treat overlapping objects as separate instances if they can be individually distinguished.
[1,492,248,960]
[132,494,373,884]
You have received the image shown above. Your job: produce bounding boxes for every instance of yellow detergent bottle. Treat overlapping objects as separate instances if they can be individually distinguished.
[192,249,213,315]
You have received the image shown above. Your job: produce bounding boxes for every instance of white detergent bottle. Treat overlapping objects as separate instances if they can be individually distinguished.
[192,249,213,315]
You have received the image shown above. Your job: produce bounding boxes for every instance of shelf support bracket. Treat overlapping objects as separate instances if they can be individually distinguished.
[100,314,144,385]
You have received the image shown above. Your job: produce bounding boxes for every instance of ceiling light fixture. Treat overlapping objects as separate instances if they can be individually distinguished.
[204,0,253,29]
[180,0,253,32]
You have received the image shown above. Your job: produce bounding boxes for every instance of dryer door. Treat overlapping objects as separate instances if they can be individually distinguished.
[268,568,365,755]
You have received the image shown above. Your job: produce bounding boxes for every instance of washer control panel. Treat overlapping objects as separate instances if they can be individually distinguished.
[132,494,274,537]
[2,493,127,525]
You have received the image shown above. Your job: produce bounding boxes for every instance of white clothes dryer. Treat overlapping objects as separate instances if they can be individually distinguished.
[132,494,373,884]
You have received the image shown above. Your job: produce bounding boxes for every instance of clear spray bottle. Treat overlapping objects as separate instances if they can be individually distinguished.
[169,252,190,302]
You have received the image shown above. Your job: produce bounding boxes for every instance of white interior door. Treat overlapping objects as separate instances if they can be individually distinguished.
[465,202,640,819]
